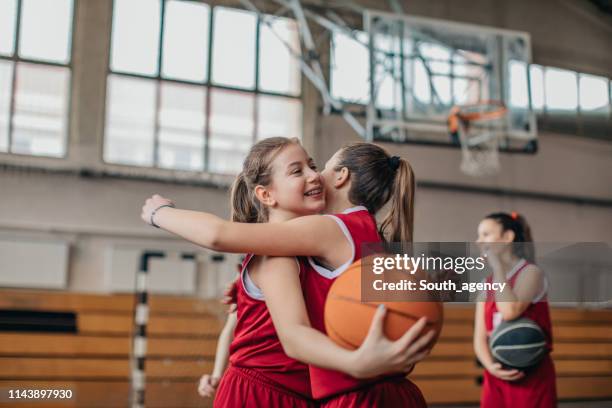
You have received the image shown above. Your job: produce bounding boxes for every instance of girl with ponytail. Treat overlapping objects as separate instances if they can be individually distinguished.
[142,140,428,407]
[473,212,557,408]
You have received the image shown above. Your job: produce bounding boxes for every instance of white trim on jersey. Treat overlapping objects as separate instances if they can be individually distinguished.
[241,256,302,301]
[531,273,549,303]
[506,258,527,280]
[342,205,368,214]
[307,214,356,279]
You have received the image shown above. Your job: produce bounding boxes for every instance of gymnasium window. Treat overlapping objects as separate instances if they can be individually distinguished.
[104,0,302,174]
[0,0,74,158]
[331,33,490,109]
[331,33,612,125]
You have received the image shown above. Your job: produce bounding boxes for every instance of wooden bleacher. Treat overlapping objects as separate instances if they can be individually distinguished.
[0,290,222,408]
[0,290,611,407]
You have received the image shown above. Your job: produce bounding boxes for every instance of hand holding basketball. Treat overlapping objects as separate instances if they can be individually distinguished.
[486,362,524,381]
[349,306,435,379]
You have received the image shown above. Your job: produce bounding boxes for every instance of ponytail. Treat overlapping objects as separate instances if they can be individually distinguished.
[335,142,416,243]
[484,212,535,262]
[379,159,415,242]
[230,172,259,223]
[515,213,535,262]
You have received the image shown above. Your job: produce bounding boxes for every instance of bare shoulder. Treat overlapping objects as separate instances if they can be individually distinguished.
[257,256,300,274]
[520,264,544,281]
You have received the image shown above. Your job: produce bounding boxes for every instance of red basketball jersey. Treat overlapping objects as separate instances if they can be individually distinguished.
[228,254,312,398]
[484,259,553,351]
[482,259,557,407]
[302,206,384,399]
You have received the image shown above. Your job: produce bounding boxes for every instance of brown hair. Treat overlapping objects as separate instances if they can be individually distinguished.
[230,137,299,223]
[484,212,535,262]
[334,142,415,242]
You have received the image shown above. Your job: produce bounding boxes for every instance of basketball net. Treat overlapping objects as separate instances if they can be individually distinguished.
[448,101,508,177]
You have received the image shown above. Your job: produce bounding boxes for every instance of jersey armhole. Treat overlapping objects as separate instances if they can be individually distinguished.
[242,257,301,300]
[307,215,355,279]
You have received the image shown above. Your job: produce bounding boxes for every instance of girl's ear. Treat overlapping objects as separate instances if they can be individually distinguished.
[501,229,515,243]
[334,167,350,189]
[254,185,276,208]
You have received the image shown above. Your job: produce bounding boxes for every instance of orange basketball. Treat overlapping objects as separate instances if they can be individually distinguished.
[324,255,444,350]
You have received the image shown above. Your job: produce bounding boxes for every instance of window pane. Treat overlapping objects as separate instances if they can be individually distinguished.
[110,0,161,76]
[453,52,488,104]
[509,60,529,108]
[162,1,209,82]
[412,59,431,103]
[259,17,301,95]
[0,61,13,152]
[432,76,451,105]
[453,79,479,105]
[257,95,302,140]
[12,63,69,157]
[529,65,544,111]
[545,67,577,111]
[579,74,609,112]
[158,82,206,171]
[19,0,73,64]
[0,0,17,56]
[104,75,156,166]
[208,89,254,174]
[331,31,368,103]
[374,35,398,110]
[418,43,451,74]
[211,7,256,89]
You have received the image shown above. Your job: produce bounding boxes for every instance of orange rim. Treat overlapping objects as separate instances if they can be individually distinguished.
[448,100,507,133]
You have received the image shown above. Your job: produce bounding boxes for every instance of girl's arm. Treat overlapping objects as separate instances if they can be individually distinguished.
[198,311,237,398]
[212,311,237,379]
[473,301,495,370]
[492,263,545,321]
[473,302,524,381]
[252,256,434,379]
[141,195,349,265]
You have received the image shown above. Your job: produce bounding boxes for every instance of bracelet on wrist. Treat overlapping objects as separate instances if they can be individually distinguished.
[150,203,175,228]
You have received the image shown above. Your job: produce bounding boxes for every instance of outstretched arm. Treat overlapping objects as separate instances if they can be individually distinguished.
[253,256,434,379]
[141,194,349,264]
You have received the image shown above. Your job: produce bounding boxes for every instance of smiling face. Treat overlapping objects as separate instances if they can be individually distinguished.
[257,143,325,219]
[476,218,515,255]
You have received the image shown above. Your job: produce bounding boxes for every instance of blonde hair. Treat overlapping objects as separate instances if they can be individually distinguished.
[230,137,300,223]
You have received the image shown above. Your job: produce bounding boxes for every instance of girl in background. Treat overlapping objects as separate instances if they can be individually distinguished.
[474,212,557,408]
[142,141,431,407]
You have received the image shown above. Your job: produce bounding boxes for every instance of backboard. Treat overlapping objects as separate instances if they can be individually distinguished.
[364,10,537,151]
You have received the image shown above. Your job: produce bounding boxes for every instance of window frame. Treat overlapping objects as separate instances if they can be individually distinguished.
[0,0,76,159]
[329,30,612,132]
[104,0,303,174]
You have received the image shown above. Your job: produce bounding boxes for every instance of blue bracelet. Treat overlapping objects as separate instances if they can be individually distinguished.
[150,204,175,228]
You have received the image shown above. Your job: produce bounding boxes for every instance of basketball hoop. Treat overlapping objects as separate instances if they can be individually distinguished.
[448,101,508,177]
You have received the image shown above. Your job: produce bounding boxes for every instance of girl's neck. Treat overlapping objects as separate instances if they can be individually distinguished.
[325,195,355,215]
[267,209,300,223]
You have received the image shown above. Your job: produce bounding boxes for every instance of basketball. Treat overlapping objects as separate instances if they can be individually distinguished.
[489,317,548,369]
[324,256,444,350]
